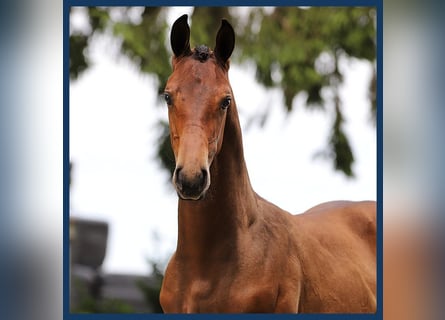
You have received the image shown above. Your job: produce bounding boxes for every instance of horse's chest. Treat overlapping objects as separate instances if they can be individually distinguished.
[176,275,278,313]
[182,278,216,312]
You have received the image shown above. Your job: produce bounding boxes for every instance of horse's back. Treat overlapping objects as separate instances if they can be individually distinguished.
[292,200,376,312]
[302,200,375,251]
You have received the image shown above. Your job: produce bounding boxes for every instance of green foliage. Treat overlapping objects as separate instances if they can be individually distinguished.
[69,7,110,79]
[69,7,376,178]
[113,7,171,94]
[237,7,375,113]
[71,279,134,313]
[70,34,89,79]
[330,103,354,177]
[189,7,231,46]
[136,260,165,313]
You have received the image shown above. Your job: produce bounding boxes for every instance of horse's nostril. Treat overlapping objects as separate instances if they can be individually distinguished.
[174,166,184,191]
[173,167,209,199]
[200,169,208,185]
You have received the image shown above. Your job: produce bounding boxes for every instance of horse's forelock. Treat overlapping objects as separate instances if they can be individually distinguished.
[193,45,213,63]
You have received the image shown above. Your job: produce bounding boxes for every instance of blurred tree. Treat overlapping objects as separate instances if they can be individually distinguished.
[70,6,376,177]
[137,260,164,313]
[71,278,134,313]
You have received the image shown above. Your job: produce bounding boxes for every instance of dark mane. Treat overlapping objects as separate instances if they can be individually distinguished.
[193,45,212,62]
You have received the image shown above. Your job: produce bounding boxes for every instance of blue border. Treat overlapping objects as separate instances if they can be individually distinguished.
[64,1,383,319]
[375,2,383,318]
[68,0,379,6]
[63,0,71,317]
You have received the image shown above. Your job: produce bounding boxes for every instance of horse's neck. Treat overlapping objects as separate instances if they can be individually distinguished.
[176,104,258,261]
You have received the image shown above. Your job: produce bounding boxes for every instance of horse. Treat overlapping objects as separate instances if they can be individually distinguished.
[159,14,376,313]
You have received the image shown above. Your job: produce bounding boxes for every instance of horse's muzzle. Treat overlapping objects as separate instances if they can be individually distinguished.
[173,166,209,200]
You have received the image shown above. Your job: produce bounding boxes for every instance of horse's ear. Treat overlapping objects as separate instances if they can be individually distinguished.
[170,14,192,58]
[214,19,235,67]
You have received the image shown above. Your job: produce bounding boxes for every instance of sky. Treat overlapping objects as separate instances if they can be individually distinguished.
[69,7,376,275]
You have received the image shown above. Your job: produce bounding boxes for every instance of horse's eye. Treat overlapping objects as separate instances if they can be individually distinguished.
[220,96,231,110]
[163,93,172,106]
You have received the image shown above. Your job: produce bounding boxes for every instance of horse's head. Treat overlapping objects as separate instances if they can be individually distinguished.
[164,15,235,200]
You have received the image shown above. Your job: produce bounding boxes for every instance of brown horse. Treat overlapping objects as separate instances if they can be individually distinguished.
[159,14,376,313]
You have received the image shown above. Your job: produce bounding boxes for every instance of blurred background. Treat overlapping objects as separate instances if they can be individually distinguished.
[69,6,376,313]
[1,1,445,319]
